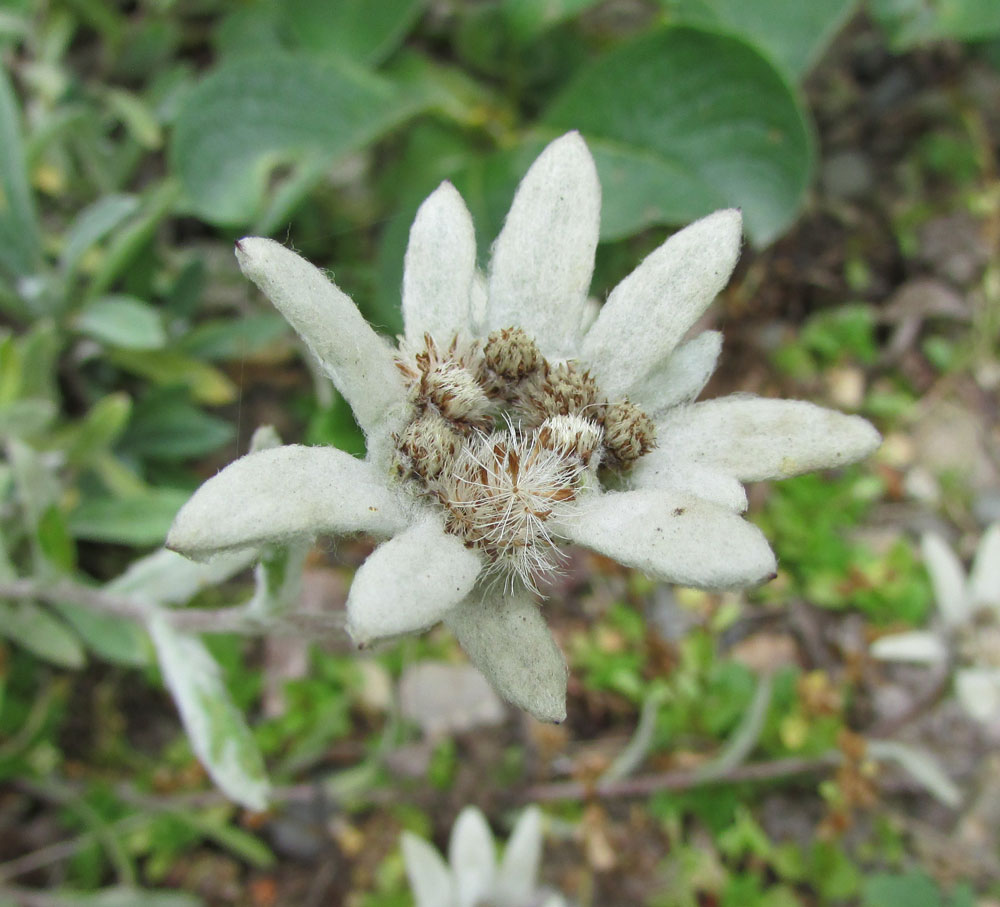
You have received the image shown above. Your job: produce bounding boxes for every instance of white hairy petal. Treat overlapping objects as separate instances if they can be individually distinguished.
[869,630,948,664]
[557,490,776,588]
[167,445,407,558]
[449,807,496,907]
[581,210,742,399]
[628,331,723,417]
[495,806,543,904]
[631,454,748,512]
[955,667,1000,725]
[446,591,569,723]
[486,132,600,358]
[346,515,483,646]
[403,181,477,344]
[235,237,407,438]
[921,532,972,628]
[656,397,882,482]
[969,523,1000,614]
[402,833,455,907]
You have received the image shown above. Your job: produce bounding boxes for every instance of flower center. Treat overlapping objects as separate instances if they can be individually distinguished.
[393,328,655,589]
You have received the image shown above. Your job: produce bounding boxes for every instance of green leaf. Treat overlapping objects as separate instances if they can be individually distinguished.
[69,487,190,546]
[502,0,603,41]
[37,504,76,572]
[60,194,141,277]
[862,872,942,907]
[177,313,288,361]
[54,601,150,666]
[110,349,237,405]
[170,54,423,225]
[282,0,425,64]
[870,0,1000,48]
[543,24,814,245]
[58,393,133,466]
[120,389,234,460]
[662,0,857,80]
[0,600,86,668]
[0,398,57,437]
[149,614,270,810]
[0,66,41,277]
[74,295,167,350]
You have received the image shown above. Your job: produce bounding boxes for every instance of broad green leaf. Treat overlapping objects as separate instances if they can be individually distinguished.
[177,313,288,361]
[282,0,425,64]
[0,600,86,668]
[120,391,234,460]
[0,67,40,277]
[8,436,59,528]
[37,504,75,571]
[74,295,167,350]
[60,194,141,277]
[661,0,857,79]
[85,180,182,301]
[862,872,942,907]
[870,0,1000,48]
[105,88,163,149]
[69,487,190,546]
[54,600,150,666]
[0,398,57,437]
[543,24,814,245]
[149,614,270,810]
[17,320,59,403]
[57,393,133,466]
[502,0,603,41]
[170,54,424,224]
[110,349,237,405]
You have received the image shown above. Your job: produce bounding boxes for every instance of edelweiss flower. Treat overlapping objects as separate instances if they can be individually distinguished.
[402,805,568,907]
[871,524,1000,724]
[167,132,880,722]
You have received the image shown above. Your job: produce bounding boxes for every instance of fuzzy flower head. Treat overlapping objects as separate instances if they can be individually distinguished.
[871,524,1000,725]
[167,133,880,722]
[402,806,568,907]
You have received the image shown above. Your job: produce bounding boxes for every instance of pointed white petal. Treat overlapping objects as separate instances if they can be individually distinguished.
[969,524,1000,614]
[955,667,1000,725]
[403,182,477,344]
[557,491,776,589]
[485,133,600,358]
[469,271,488,337]
[402,833,456,907]
[448,807,496,907]
[631,452,748,513]
[495,806,543,903]
[346,515,483,646]
[445,590,568,723]
[167,445,407,558]
[235,237,408,437]
[581,210,741,399]
[656,397,881,482]
[921,533,972,628]
[870,630,948,664]
[628,332,722,417]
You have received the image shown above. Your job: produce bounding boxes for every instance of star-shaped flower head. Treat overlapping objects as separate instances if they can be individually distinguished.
[167,132,881,723]
[402,805,567,907]
[871,524,1000,724]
